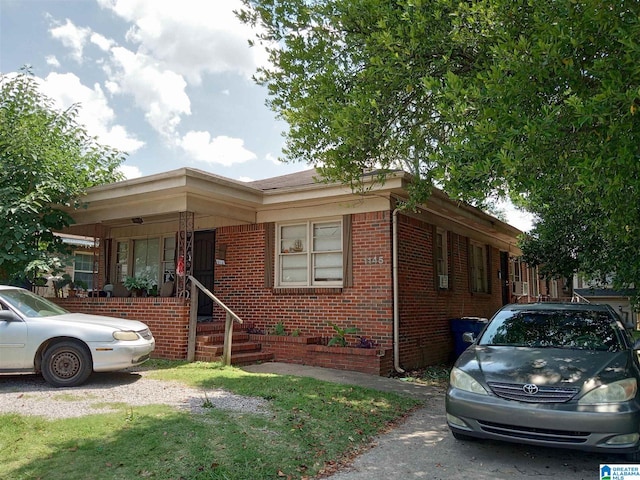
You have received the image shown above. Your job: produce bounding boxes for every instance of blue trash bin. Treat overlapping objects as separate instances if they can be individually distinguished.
[450,317,488,358]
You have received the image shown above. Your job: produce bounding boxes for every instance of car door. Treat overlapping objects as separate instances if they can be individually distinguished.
[0,309,29,370]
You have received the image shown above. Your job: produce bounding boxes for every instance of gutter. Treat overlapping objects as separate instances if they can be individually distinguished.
[392,208,405,373]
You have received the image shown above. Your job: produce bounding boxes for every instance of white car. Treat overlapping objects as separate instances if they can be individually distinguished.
[0,285,155,387]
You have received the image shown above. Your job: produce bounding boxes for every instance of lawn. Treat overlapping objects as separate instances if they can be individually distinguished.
[0,361,421,480]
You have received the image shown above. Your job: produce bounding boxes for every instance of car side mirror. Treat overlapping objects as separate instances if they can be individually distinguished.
[0,310,20,322]
[462,332,475,344]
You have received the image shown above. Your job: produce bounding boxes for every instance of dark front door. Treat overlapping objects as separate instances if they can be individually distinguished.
[500,251,510,305]
[194,230,215,317]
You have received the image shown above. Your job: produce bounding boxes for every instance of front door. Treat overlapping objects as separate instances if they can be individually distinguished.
[193,230,215,317]
[500,251,510,305]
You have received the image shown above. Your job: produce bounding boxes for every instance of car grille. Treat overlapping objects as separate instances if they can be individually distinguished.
[478,420,589,444]
[138,328,153,340]
[488,382,579,403]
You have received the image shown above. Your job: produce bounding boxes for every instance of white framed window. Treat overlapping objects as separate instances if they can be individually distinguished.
[435,229,449,289]
[470,241,488,293]
[510,256,530,297]
[73,252,96,290]
[162,236,176,283]
[114,236,176,287]
[133,238,160,284]
[115,241,128,284]
[277,219,343,287]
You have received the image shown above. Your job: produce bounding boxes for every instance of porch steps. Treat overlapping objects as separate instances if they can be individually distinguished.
[194,322,274,365]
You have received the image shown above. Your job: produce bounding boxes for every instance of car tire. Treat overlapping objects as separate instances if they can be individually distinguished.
[452,431,476,441]
[41,340,93,387]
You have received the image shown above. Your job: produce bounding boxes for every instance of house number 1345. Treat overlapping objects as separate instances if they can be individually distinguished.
[364,256,384,265]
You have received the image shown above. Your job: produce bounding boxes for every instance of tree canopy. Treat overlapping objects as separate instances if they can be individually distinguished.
[0,70,125,284]
[239,0,640,293]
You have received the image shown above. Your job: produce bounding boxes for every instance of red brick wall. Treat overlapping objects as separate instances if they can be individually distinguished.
[53,297,190,360]
[214,210,508,373]
[396,215,504,369]
[251,335,390,376]
[214,211,395,354]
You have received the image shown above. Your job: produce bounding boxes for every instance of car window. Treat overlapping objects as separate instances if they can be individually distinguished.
[0,289,68,317]
[479,309,624,352]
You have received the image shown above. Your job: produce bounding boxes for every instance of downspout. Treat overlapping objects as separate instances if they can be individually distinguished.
[392,208,405,373]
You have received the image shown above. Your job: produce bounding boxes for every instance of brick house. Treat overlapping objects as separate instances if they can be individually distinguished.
[55,167,529,375]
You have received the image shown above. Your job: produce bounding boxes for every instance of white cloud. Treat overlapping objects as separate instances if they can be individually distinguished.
[37,72,144,154]
[107,46,190,139]
[46,55,60,68]
[90,32,115,51]
[179,131,256,166]
[118,164,143,179]
[237,176,254,182]
[49,19,91,63]
[496,199,535,232]
[265,153,280,165]
[97,0,268,83]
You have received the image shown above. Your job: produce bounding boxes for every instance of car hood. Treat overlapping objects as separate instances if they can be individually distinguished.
[457,345,631,387]
[35,313,149,331]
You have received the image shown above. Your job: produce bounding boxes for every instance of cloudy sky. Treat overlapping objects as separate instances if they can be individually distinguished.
[1,0,301,181]
[0,0,533,230]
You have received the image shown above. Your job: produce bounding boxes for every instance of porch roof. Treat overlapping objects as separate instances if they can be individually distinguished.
[61,167,522,251]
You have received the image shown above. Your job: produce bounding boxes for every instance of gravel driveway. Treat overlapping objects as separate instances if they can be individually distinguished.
[0,369,269,419]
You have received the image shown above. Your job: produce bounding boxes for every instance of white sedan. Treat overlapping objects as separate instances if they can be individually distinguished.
[0,285,155,387]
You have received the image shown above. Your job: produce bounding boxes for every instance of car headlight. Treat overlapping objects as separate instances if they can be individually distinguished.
[450,367,488,395]
[579,378,637,404]
[113,330,140,341]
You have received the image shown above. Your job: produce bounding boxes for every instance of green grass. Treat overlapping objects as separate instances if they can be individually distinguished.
[0,361,421,479]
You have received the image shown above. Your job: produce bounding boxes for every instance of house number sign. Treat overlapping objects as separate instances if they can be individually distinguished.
[364,256,384,265]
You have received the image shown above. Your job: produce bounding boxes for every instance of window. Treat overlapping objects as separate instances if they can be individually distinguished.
[133,238,160,286]
[162,236,176,283]
[510,257,530,297]
[435,229,449,289]
[73,253,96,290]
[115,241,128,284]
[113,236,176,287]
[277,219,343,286]
[470,242,488,293]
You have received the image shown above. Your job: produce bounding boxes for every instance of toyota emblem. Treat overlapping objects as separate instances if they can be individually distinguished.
[523,384,539,395]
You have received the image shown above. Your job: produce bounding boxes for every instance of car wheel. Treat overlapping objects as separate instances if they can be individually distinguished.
[452,431,476,441]
[41,340,93,387]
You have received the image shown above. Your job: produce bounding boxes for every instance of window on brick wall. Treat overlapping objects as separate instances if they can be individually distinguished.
[277,219,343,287]
[435,229,449,289]
[470,241,489,293]
[73,252,96,290]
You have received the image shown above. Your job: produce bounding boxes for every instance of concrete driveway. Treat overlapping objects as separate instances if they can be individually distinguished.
[244,363,620,480]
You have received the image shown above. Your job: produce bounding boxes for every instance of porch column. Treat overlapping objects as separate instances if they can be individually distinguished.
[177,211,194,298]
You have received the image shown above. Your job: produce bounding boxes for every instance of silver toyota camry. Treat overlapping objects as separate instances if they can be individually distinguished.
[446,302,640,461]
[0,285,155,387]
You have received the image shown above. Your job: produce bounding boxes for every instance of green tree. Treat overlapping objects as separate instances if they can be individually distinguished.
[239,0,640,293]
[0,69,124,284]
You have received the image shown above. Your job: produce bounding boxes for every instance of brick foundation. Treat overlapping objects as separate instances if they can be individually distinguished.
[249,334,390,376]
[53,297,190,360]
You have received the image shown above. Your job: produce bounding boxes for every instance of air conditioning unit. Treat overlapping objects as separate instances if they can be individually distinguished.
[512,281,529,296]
[438,275,449,289]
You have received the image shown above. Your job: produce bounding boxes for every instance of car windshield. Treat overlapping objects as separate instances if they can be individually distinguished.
[0,289,69,317]
[479,309,625,352]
